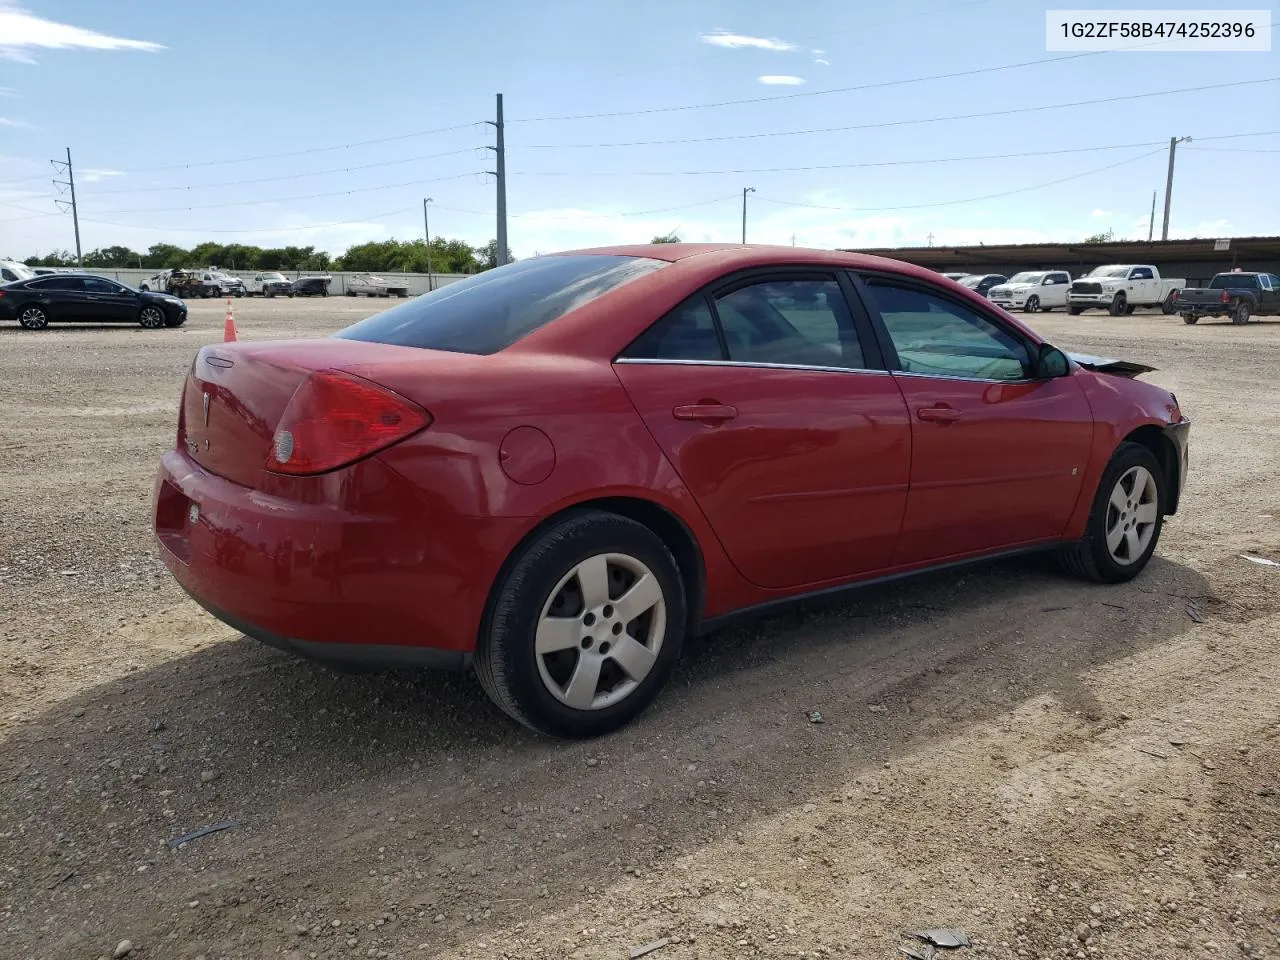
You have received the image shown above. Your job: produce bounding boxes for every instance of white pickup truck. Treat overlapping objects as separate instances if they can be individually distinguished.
[1067,264,1183,316]
[988,270,1072,312]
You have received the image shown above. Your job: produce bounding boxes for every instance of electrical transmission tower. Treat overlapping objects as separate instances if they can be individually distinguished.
[50,147,83,267]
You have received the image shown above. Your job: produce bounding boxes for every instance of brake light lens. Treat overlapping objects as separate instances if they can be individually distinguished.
[1221,291,1231,303]
[268,370,431,475]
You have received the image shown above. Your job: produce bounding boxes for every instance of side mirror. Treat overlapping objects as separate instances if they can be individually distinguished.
[1036,343,1070,379]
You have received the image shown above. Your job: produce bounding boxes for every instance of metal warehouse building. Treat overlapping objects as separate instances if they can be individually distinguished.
[844,236,1280,287]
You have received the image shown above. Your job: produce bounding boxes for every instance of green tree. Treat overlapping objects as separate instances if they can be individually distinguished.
[144,243,190,269]
[650,233,681,243]
[83,246,143,268]
[475,239,515,270]
[23,250,77,266]
[1082,229,1114,244]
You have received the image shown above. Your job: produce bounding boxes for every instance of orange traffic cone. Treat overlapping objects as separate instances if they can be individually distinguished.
[223,298,238,342]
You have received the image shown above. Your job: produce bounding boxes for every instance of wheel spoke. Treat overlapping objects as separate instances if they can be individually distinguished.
[1124,527,1142,559]
[609,635,657,681]
[575,555,611,609]
[1105,521,1125,555]
[1135,502,1158,525]
[562,655,602,710]
[535,616,579,654]
[613,573,662,625]
[1109,484,1128,515]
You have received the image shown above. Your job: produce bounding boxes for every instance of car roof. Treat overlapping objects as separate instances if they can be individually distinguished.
[553,242,960,283]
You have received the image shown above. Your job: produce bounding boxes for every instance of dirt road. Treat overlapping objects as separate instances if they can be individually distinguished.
[2,300,1277,960]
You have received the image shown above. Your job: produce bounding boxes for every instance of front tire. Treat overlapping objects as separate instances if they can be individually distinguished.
[1109,293,1127,317]
[139,305,166,329]
[1024,295,1040,313]
[1059,441,1164,584]
[474,511,686,739]
[18,305,49,330]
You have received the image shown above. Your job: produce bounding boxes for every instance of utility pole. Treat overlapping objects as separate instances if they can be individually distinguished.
[741,186,755,244]
[50,147,82,267]
[423,197,433,291]
[1147,190,1156,242]
[485,94,509,266]
[1161,136,1191,241]
[927,231,935,247]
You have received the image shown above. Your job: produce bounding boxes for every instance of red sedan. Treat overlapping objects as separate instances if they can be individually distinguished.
[152,244,1190,738]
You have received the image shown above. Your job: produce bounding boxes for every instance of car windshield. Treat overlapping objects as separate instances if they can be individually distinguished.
[1208,273,1259,289]
[960,276,983,287]
[336,254,666,356]
[1088,266,1131,278]
[263,273,285,281]
[1008,272,1044,284]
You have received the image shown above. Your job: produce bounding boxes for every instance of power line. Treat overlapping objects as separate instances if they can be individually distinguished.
[107,121,486,173]
[512,77,1280,149]
[508,194,741,221]
[91,171,489,215]
[88,147,485,195]
[756,149,1164,212]
[512,140,1174,177]
[510,26,1278,123]
[1185,145,1280,154]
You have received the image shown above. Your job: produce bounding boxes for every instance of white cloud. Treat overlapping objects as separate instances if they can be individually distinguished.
[0,86,17,98]
[811,48,826,55]
[759,75,805,86]
[1090,208,1111,218]
[699,30,797,52]
[0,115,30,127]
[0,3,164,63]
[813,58,830,65]
[80,168,124,183]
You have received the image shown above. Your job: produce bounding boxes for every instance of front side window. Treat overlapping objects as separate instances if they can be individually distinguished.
[337,254,666,356]
[1130,268,1154,280]
[713,278,865,369]
[862,280,1031,381]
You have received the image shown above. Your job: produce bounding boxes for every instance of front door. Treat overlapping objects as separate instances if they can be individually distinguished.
[82,277,138,321]
[614,274,912,589]
[856,275,1095,566]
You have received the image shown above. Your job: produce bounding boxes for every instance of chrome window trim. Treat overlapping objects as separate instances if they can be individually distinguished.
[892,370,1040,385]
[612,357,892,376]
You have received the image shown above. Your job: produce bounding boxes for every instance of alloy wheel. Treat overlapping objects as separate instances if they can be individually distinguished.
[534,552,667,711]
[1105,465,1158,565]
[19,306,49,330]
[139,306,166,329]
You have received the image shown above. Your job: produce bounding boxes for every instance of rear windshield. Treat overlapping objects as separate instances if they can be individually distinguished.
[1209,273,1259,289]
[336,254,666,355]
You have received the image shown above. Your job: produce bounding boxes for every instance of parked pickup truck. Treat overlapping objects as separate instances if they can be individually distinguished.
[246,272,295,297]
[988,270,1072,312]
[1176,271,1280,325]
[1067,264,1183,316]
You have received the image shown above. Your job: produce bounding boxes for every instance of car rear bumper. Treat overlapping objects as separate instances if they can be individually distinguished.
[152,448,525,665]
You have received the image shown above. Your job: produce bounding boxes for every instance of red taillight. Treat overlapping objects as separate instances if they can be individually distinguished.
[268,369,431,475]
[1221,291,1231,303]
[1170,289,1178,302]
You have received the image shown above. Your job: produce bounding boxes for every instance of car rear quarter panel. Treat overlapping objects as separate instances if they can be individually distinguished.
[369,354,757,624]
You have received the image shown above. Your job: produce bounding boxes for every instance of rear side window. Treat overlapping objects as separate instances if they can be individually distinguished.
[31,276,84,291]
[337,255,666,355]
[624,298,724,361]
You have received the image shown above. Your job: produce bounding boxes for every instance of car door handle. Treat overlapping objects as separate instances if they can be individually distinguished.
[673,402,737,423]
[917,404,962,423]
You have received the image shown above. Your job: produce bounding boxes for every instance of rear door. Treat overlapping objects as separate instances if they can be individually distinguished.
[854,273,1095,566]
[30,276,88,320]
[614,270,912,590]
[1043,272,1070,308]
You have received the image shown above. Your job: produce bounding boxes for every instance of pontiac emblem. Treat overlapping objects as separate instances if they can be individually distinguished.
[202,392,211,427]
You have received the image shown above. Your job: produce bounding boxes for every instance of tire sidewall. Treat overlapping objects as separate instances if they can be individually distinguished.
[139,306,165,329]
[1110,293,1126,316]
[484,513,686,738]
[1025,295,1039,313]
[1083,443,1165,582]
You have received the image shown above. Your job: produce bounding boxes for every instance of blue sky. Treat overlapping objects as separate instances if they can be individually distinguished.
[1,0,1277,259]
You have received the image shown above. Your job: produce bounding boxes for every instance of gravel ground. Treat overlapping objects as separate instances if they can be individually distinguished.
[1,298,1278,960]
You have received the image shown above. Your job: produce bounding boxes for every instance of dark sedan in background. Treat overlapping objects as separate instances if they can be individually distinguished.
[959,273,1009,298]
[0,274,188,330]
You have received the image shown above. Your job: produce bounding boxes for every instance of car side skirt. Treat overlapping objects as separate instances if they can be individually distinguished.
[697,540,1062,635]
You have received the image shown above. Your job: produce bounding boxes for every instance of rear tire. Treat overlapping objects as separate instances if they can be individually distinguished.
[474,511,686,739]
[18,305,49,330]
[1182,313,1199,325]
[1068,306,1084,316]
[1059,441,1164,584]
[1233,302,1251,324]
[1162,293,1178,314]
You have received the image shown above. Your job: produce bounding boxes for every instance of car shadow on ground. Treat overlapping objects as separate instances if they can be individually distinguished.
[1,553,1216,957]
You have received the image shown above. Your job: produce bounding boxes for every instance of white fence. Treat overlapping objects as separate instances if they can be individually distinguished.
[76,268,470,297]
